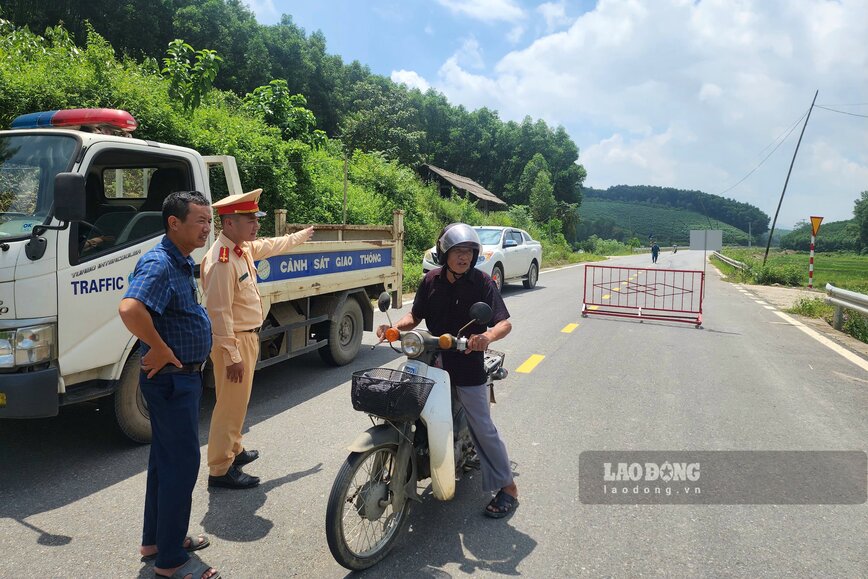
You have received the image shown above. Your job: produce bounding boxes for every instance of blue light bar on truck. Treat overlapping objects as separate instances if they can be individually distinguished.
[10,109,138,132]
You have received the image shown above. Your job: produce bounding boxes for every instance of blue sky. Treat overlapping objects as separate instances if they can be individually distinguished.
[248,1,868,229]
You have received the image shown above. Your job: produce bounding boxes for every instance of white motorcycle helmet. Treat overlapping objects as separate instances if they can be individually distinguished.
[435,222,481,267]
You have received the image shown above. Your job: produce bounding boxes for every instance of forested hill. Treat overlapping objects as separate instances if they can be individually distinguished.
[1,1,585,207]
[585,185,770,235]
[781,219,860,252]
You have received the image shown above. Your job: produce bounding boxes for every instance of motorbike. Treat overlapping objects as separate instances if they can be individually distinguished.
[325,292,508,571]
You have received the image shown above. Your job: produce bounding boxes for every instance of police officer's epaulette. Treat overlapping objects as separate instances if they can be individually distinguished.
[218,246,230,263]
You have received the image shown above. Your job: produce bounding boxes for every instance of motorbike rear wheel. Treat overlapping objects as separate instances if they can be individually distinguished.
[325,445,412,570]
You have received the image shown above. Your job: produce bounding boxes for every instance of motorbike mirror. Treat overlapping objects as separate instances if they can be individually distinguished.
[469,302,493,325]
[377,292,392,312]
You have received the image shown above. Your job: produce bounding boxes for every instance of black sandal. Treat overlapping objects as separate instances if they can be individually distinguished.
[484,490,519,518]
[140,534,210,561]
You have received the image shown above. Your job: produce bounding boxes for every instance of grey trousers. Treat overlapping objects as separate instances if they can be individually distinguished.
[455,383,514,492]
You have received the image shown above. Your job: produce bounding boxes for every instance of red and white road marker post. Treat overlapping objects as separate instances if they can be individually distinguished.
[808,216,823,289]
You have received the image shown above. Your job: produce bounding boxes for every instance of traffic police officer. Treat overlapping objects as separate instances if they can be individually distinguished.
[203,189,313,489]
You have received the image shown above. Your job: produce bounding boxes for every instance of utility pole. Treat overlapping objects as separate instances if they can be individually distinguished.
[763,90,818,265]
[748,222,751,248]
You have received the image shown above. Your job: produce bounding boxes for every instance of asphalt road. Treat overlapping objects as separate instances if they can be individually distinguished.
[1,250,866,577]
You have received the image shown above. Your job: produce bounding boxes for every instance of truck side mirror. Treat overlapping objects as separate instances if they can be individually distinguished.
[503,239,518,248]
[53,172,86,222]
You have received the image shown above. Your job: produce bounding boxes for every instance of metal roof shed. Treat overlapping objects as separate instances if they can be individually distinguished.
[421,164,507,212]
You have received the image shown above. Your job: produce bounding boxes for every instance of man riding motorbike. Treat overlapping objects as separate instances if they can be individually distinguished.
[376,223,519,517]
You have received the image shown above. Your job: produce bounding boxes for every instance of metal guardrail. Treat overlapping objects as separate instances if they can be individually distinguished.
[711,251,748,271]
[826,283,868,329]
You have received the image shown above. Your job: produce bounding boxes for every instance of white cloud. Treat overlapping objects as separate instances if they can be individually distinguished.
[432,0,868,225]
[506,25,525,44]
[698,83,722,102]
[436,0,525,23]
[391,69,431,92]
[537,1,572,33]
[455,37,485,70]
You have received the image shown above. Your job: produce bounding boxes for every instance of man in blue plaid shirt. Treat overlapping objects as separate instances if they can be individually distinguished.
[119,191,220,579]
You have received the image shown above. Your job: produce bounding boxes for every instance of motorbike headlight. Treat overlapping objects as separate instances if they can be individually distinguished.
[401,331,425,358]
[0,324,56,368]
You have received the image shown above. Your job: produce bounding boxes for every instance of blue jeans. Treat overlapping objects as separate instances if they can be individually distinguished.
[140,371,203,569]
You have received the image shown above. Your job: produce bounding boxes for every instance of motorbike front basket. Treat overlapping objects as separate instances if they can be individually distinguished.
[351,368,435,422]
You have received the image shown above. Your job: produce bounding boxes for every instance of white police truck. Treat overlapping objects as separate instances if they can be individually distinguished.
[0,109,403,442]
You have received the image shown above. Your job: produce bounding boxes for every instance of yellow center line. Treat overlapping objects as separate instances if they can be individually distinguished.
[516,354,545,373]
[589,305,599,310]
[602,294,611,300]
[612,287,621,292]
[561,323,579,333]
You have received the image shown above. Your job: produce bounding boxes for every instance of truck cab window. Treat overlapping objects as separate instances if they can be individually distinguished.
[75,160,191,262]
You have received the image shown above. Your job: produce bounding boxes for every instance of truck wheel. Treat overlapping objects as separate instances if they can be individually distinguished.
[112,351,152,444]
[319,298,363,366]
[523,261,539,289]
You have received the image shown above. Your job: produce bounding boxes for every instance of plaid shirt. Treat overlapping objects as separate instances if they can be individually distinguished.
[124,236,212,363]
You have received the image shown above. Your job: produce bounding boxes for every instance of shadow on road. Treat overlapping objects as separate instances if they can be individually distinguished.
[344,467,536,578]
[0,344,401,546]
[200,463,322,542]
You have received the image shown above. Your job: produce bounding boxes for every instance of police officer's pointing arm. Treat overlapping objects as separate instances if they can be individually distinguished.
[250,226,314,260]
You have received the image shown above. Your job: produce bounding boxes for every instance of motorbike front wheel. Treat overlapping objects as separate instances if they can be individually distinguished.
[325,445,412,570]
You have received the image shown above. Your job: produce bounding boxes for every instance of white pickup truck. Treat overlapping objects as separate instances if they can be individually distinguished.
[0,108,403,442]
[422,226,542,291]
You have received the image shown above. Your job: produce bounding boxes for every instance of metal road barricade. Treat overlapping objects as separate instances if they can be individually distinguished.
[582,265,705,327]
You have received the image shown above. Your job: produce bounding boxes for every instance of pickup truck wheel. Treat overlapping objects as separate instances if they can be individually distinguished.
[111,351,152,444]
[491,264,504,292]
[523,262,539,289]
[319,298,363,366]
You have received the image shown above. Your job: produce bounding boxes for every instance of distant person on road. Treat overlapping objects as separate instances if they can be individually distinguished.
[118,191,220,579]
[202,188,313,490]
[376,223,518,518]
[651,241,660,263]
[673,243,678,254]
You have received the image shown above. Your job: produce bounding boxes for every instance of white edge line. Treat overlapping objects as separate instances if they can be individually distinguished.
[540,262,586,275]
[772,310,868,372]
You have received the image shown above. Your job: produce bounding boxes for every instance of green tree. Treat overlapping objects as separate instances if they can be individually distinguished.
[242,80,325,146]
[339,78,424,165]
[555,200,580,242]
[854,190,868,253]
[529,170,556,223]
[162,39,222,112]
[515,153,550,206]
